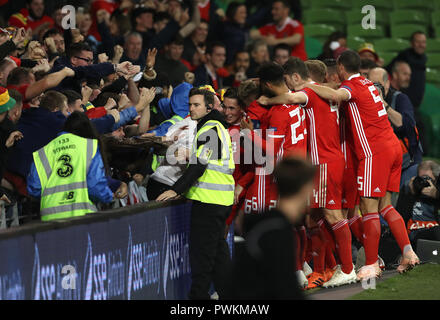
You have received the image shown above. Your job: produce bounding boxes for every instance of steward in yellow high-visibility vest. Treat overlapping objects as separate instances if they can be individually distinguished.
[156,88,235,300]
[27,112,115,221]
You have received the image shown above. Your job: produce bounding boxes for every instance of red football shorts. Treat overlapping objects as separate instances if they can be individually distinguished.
[310,160,344,210]
[243,169,278,214]
[356,142,402,198]
[342,165,359,210]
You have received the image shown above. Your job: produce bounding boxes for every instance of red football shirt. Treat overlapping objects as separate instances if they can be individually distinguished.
[265,103,307,161]
[340,74,399,159]
[246,100,270,130]
[339,108,356,169]
[198,0,211,22]
[259,17,307,61]
[7,84,30,110]
[299,86,343,165]
[8,8,54,31]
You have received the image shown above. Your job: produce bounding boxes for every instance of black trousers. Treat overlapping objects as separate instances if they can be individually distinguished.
[188,200,232,300]
[146,178,172,201]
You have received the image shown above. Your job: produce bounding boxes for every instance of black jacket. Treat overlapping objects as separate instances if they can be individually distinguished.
[387,48,427,109]
[0,116,16,197]
[227,209,305,300]
[171,109,228,195]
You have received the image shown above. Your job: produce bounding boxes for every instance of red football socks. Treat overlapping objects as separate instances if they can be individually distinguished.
[325,241,337,269]
[380,205,412,254]
[310,227,325,274]
[362,212,381,265]
[294,228,302,271]
[349,214,364,245]
[331,219,353,274]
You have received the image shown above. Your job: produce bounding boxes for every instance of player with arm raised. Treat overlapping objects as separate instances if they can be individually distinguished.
[242,62,307,217]
[258,58,355,288]
[304,50,419,281]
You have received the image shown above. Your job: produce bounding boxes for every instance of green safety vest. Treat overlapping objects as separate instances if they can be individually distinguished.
[162,114,184,126]
[151,114,185,172]
[32,133,98,221]
[185,120,235,206]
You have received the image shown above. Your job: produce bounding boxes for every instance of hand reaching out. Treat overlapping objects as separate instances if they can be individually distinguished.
[156,190,178,201]
[81,85,93,102]
[62,67,75,77]
[118,93,131,110]
[32,59,50,73]
[71,29,84,43]
[104,98,117,110]
[107,108,120,123]
[0,194,11,204]
[98,53,109,63]
[240,117,254,131]
[139,87,156,107]
[146,48,157,70]
[5,131,23,148]
[113,45,124,63]
[44,37,57,54]
[11,27,26,47]
[257,96,269,105]
[114,182,128,199]
[116,61,133,76]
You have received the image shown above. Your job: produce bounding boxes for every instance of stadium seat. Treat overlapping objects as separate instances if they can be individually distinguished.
[304,24,337,44]
[345,9,387,28]
[434,25,440,38]
[352,0,393,10]
[374,38,410,53]
[426,39,440,53]
[310,0,352,11]
[377,52,398,65]
[392,0,433,11]
[301,0,311,10]
[426,54,440,69]
[347,36,366,50]
[432,11,440,28]
[426,68,440,86]
[303,9,345,31]
[390,10,427,27]
[305,36,323,59]
[390,24,427,40]
[347,24,385,41]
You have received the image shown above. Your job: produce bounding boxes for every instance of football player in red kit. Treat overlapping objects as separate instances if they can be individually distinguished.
[222,88,253,231]
[304,50,419,281]
[241,63,307,216]
[258,58,356,288]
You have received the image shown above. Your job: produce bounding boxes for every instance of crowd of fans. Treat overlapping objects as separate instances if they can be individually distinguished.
[0,0,437,255]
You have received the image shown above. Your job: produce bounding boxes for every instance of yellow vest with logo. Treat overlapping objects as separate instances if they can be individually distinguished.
[32,133,98,221]
[185,120,235,206]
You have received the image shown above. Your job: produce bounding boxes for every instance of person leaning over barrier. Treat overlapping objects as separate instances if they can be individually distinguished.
[27,111,126,221]
[156,88,235,300]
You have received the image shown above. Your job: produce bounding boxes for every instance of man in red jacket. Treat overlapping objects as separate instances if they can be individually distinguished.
[9,0,54,37]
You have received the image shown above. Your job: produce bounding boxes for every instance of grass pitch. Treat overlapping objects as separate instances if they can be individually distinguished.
[349,263,440,300]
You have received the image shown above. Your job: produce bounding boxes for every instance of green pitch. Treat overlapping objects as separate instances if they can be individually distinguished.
[349,263,440,300]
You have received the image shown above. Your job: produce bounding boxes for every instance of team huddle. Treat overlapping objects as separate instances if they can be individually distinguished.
[231,49,420,289]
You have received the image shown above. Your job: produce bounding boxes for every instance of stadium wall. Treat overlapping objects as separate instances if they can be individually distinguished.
[0,200,234,300]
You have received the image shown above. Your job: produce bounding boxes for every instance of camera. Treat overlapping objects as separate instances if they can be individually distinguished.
[373,82,385,98]
[412,175,435,196]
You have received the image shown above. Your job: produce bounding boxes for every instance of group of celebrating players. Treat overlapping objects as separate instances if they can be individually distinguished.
[229,49,420,289]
